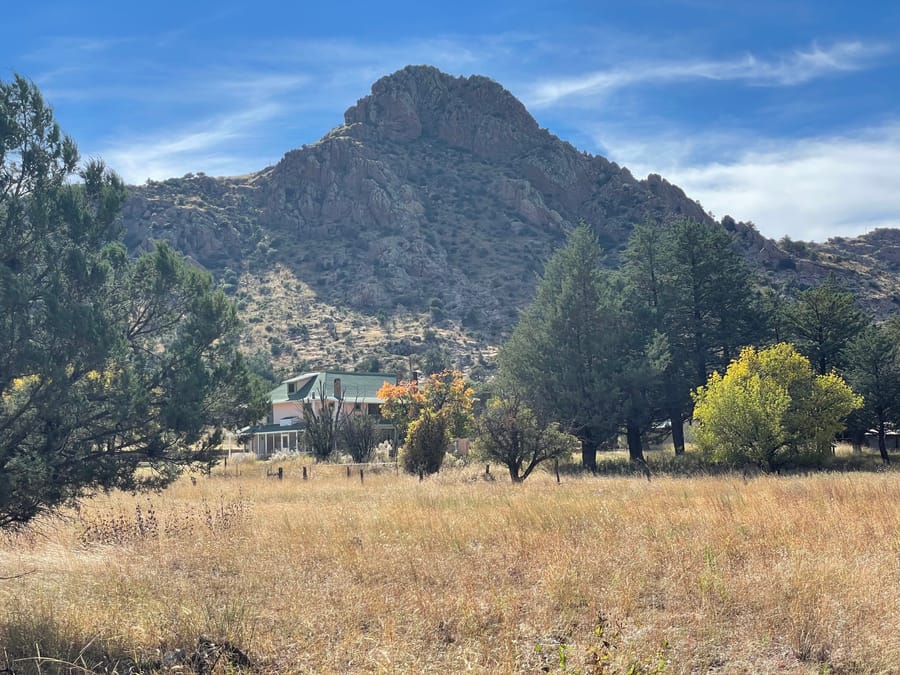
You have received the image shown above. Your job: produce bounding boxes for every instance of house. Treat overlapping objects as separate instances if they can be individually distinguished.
[241,371,398,457]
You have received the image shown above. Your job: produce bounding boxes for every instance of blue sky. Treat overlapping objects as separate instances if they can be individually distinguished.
[3,1,899,241]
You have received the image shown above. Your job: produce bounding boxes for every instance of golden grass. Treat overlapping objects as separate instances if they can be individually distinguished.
[1,463,898,673]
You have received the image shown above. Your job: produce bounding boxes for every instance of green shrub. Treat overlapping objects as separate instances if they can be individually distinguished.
[399,409,450,475]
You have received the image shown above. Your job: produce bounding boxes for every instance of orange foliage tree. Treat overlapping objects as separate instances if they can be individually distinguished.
[377,370,474,474]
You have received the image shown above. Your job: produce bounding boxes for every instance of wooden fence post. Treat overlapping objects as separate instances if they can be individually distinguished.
[359,468,364,484]
[277,467,283,480]
[555,459,560,484]
[302,466,308,480]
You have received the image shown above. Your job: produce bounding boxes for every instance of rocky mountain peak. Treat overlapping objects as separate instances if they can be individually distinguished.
[342,65,541,160]
[116,65,900,374]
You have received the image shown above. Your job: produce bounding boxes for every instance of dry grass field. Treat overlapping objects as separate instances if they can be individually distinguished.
[0,457,898,674]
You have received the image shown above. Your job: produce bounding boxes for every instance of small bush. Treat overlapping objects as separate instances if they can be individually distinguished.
[399,409,450,475]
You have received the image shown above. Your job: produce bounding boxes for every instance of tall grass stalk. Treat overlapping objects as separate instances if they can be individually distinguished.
[0,466,897,673]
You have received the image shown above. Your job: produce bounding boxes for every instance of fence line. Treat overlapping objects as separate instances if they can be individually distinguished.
[257,460,400,480]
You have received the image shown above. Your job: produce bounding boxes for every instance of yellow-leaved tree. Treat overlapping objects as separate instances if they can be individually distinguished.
[692,343,862,471]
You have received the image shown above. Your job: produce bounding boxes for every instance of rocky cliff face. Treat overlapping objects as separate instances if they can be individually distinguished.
[117,65,900,372]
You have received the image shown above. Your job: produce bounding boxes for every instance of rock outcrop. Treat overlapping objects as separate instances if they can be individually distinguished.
[116,65,900,370]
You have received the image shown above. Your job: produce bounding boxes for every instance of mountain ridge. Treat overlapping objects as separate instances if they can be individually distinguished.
[116,65,900,375]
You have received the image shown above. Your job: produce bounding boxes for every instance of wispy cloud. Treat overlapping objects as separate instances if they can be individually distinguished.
[25,35,129,61]
[20,24,899,243]
[527,41,889,106]
[215,73,311,98]
[601,123,900,241]
[74,33,535,181]
[101,102,283,182]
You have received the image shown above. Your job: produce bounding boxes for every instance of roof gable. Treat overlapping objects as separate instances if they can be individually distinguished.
[270,371,397,404]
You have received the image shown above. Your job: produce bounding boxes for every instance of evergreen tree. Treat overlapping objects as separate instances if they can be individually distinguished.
[613,324,669,463]
[623,223,689,454]
[845,323,900,464]
[602,266,669,463]
[784,276,867,375]
[757,288,791,346]
[0,75,267,528]
[665,218,760,384]
[622,219,760,455]
[498,225,620,470]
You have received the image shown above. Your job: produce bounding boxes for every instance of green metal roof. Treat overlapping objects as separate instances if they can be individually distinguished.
[270,371,397,404]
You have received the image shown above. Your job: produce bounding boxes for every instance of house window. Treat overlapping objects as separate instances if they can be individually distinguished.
[288,382,295,394]
[354,402,362,411]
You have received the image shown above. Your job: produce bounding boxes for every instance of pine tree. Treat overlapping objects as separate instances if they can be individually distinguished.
[0,75,267,528]
[784,276,867,375]
[622,219,760,455]
[498,225,621,470]
[845,323,900,464]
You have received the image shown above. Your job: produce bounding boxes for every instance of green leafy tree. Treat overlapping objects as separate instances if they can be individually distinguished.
[0,75,266,529]
[845,324,900,464]
[498,225,621,470]
[692,343,862,471]
[474,395,579,482]
[784,276,867,375]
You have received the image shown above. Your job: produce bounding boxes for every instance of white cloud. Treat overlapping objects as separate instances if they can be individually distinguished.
[601,124,900,242]
[27,27,897,244]
[74,33,537,181]
[527,41,889,106]
[100,103,283,182]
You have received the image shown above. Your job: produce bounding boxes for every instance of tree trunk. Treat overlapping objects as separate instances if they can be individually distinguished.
[669,410,685,455]
[878,418,891,464]
[581,445,597,472]
[581,438,597,472]
[626,420,644,463]
[850,425,866,455]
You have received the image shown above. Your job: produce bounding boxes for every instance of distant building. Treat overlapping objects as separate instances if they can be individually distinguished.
[241,371,397,457]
